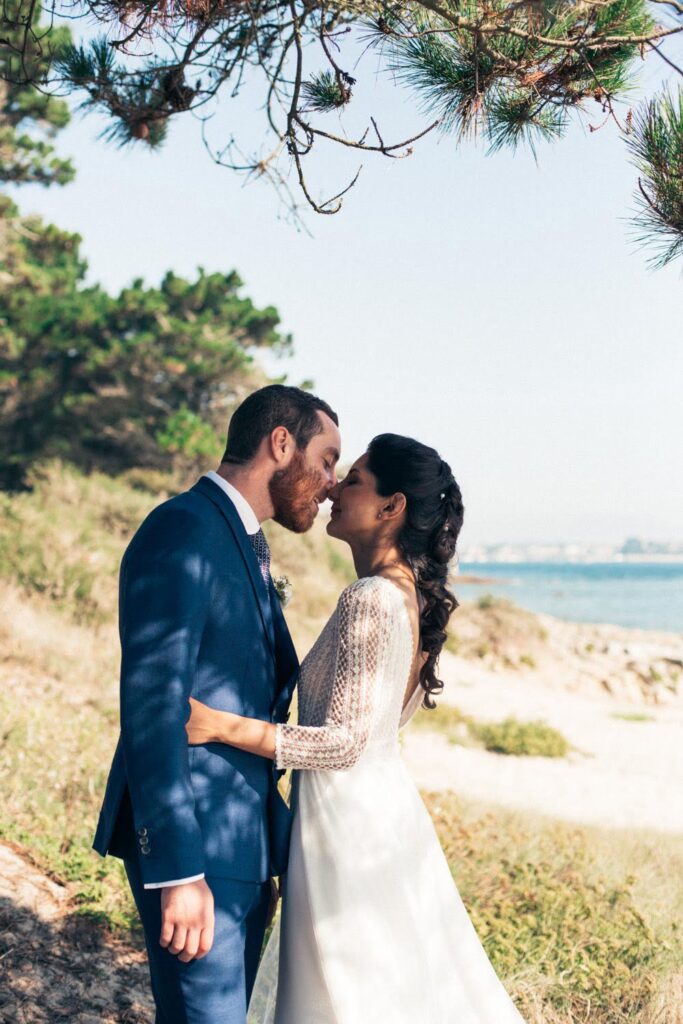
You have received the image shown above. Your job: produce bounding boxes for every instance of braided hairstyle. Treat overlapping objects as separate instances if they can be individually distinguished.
[366,433,464,709]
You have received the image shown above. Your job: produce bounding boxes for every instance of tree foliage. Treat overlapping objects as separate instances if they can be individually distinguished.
[0,1,291,487]
[627,84,683,267]
[0,0,75,186]
[0,194,290,485]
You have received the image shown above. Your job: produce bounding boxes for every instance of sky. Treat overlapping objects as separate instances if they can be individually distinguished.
[11,26,683,547]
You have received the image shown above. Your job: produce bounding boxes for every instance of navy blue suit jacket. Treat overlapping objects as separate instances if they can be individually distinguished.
[93,476,299,885]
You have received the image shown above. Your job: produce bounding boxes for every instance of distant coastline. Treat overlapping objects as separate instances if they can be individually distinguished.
[459,554,683,566]
[459,538,683,565]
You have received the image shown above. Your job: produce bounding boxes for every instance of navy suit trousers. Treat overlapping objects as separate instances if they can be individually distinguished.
[125,858,271,1024]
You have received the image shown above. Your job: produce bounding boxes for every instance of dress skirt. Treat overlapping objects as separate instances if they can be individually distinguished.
[248,755,525,1024]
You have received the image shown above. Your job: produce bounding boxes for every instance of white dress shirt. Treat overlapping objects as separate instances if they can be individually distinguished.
[144,472,261,890]
[204,470,260,535]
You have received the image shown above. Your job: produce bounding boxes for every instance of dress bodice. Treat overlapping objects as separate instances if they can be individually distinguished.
[275,577,418,771]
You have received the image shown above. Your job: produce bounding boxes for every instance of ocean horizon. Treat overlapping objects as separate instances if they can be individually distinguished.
[455,562,683,633]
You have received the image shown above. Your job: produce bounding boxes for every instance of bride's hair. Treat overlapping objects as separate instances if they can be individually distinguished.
[366,433,464,709]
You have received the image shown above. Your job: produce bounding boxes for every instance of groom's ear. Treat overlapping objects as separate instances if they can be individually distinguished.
[268,425,295,465]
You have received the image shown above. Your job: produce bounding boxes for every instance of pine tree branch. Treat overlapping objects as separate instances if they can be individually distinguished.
[6,0,680,238]
[412,0,682,52]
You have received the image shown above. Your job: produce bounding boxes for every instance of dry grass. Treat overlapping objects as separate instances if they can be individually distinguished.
[427,793,683,1024]
[447,594,549,667]
[1,462,682,1022]
[0,583,134,929]
[0,462,161,626]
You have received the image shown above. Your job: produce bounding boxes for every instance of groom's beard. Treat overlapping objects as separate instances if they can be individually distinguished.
[270,451,325,534]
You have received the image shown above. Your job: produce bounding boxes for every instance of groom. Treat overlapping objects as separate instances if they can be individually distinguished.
[93,385,340,1023]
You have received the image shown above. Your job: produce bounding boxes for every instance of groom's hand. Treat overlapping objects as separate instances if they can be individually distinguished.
[159,879,215,963]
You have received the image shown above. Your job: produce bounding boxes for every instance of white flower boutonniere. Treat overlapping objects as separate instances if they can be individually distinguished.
[273,574,293,608]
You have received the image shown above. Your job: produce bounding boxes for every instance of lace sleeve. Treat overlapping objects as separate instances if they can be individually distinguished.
[275,579,388,771]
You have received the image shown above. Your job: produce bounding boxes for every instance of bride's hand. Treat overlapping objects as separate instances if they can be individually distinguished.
[186,697,219,745]
[185,701,276,758]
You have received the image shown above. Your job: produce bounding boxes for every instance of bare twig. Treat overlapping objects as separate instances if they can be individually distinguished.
[649,41,683,78]
[297,115,441,155]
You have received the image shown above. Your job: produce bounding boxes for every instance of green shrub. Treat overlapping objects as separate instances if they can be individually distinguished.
[156,406,222,462]
[472,716,570,757]
[413,706,570,758]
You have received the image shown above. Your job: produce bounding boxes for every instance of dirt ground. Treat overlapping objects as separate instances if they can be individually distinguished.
[0,843,153,1024]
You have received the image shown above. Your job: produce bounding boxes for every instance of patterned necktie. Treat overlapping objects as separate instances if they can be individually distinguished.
[249,528,272,587]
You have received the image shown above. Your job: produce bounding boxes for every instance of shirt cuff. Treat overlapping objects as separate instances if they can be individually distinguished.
[144,873,205,890]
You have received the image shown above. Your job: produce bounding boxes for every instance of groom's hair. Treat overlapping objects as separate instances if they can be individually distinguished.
[222,385,338,465]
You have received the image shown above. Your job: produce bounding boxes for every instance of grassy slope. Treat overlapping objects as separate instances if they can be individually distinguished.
[1,463,681,1022]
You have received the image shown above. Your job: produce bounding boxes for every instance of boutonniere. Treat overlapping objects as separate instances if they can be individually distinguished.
[273,574,293,608]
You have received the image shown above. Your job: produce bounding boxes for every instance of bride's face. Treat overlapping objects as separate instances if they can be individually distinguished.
[326,454,386,544]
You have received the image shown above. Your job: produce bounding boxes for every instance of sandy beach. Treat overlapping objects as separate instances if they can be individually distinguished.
[403,612,683,833]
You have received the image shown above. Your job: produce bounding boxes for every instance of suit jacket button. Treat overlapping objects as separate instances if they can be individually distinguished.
[140,845,151,855]
[137,827,148,837]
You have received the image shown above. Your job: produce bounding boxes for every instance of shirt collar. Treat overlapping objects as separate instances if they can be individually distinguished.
[204,471,260,536]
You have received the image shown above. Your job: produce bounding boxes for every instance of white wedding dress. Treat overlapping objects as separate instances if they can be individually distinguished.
[248,576,525,1024]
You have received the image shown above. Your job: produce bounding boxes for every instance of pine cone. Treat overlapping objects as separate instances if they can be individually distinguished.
[131,122,150,140]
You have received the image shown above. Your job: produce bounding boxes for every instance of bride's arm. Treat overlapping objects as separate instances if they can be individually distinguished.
[186,698,276,759]
[185,579,391,772]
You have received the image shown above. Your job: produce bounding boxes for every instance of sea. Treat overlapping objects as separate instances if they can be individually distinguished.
[455,562,683,634]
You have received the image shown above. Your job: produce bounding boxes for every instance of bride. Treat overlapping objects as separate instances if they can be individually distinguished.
[186,433,525,1024]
